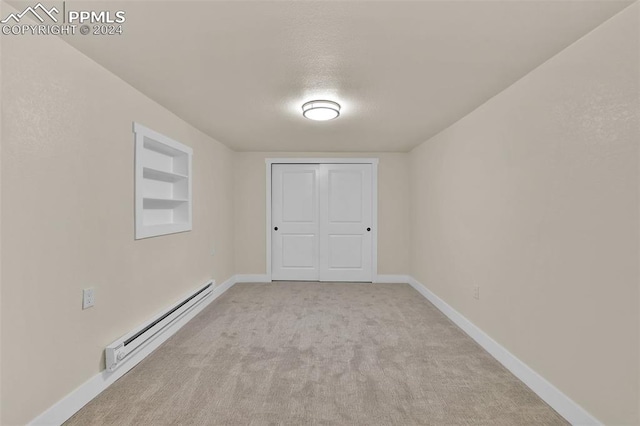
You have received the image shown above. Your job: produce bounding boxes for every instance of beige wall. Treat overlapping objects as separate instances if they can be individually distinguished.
[2,2,638,425]
[234,152,410,276]
[409,4,639,425]
[1,26,235,425]
[0,5,3,423]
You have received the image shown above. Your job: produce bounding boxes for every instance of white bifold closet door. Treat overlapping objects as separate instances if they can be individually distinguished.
[272,163,373,282]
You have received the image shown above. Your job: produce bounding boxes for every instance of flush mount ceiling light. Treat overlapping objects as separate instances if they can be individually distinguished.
[302,100,341,121]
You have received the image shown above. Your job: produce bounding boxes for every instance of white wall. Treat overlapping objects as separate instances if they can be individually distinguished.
[409,4,639,424]
[234,152,410,276]
[1,26,235,425]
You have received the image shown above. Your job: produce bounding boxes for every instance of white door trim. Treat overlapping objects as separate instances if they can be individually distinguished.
[266,158,379,282]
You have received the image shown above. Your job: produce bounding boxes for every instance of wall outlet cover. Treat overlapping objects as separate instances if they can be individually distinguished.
[83,288,95,309]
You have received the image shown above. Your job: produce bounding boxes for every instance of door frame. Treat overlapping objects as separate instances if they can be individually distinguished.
[266,158,379,283]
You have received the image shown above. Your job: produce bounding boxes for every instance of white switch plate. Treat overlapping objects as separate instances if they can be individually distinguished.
[473,285,480,300]
[83,288,95,309]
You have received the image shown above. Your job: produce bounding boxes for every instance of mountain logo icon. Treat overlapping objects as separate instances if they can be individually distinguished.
[1,3,59,24]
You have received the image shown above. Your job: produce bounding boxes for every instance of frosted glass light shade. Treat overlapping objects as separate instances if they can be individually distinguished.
[302,100,341,121]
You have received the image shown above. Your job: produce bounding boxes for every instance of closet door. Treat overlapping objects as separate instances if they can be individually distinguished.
[319,164,373,282]
[271,164,320,281]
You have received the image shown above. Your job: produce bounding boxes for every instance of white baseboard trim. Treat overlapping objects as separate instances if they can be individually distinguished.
[374,274,411,284]
[406,276,601,426]
[235,274,270,283]
[29,276,238,426]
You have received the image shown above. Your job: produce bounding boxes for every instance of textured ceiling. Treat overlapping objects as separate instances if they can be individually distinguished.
[60,1,633,152]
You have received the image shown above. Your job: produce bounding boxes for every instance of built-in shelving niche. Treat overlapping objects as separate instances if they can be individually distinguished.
[134,123,192,239]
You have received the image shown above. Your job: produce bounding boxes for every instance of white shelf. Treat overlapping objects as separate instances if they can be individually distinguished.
[143,167,188,183]
[143,198,188,209]
[143,138,186,157]
[134,123,193,239]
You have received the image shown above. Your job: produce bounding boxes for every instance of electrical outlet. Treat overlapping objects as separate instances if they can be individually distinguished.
[210,244,215,256]
[83,288,95,309]
[473,285,480,300]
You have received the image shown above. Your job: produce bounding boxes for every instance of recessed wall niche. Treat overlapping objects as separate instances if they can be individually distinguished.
[133,122,192,239]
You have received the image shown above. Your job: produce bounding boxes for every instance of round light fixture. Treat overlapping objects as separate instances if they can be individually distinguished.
[302,100,341,121]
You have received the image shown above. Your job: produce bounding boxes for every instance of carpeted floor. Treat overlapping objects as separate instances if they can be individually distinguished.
[66,282,567,425]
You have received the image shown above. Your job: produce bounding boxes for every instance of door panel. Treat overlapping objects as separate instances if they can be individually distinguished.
[281,234,316,267]
[328,235,363,268]
[272,164,320,281]
[320,164,373,282]
[328,171,363,223]
[282,171,316,222]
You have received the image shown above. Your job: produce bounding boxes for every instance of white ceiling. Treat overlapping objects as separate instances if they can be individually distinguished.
[61,1,633,152]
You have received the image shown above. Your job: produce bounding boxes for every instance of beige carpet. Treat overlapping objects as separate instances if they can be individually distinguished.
[66,282,567,425]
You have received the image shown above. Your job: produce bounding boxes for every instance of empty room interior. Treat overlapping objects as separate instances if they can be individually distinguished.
[1,0,639,425]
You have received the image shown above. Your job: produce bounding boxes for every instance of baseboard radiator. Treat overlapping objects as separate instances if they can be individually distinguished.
[105,281,214,372]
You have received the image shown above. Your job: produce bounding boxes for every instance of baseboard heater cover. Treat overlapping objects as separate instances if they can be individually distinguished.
[105,280,213,372]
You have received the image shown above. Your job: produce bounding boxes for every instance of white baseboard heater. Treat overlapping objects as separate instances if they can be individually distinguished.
[105,280,214,372]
